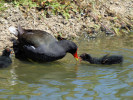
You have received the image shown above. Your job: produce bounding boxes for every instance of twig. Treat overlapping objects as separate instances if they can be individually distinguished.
[100,23,115,34]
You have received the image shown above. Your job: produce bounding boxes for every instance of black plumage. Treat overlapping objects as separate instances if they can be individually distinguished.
[0,48,12,68]
[80,53,123,65]
[9,25,79,62]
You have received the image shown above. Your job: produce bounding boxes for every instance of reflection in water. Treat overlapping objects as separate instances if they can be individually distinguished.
[0,37,133,99]
[13,59,79,100]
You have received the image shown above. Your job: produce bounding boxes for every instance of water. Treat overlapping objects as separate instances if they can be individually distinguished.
[0,37,133,100]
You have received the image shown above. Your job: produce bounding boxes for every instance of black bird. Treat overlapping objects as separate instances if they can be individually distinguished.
[9,25,79,62]
[80,53,123,65]
[0,48,12,68]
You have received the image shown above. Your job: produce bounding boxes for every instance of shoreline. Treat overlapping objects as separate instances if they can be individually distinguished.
[0,1,133,52]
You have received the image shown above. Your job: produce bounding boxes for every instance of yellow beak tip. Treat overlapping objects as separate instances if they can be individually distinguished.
[75,58,79,61]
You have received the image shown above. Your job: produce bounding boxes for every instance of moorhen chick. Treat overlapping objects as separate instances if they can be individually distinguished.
[0,48,12,68]
[80,53,123,65]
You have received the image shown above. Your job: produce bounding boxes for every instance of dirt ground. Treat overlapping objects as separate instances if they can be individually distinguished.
[0,0,133,53]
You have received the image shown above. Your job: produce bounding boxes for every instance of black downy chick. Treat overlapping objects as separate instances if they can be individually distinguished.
[0,48,12,68]
[80,53,123,65]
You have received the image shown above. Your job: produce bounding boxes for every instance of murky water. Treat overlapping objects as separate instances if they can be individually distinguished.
[0,37,133,100]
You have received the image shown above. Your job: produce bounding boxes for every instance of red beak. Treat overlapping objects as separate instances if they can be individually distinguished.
[73,50,79,61]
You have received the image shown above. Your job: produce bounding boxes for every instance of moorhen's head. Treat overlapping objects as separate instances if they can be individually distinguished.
[80,53,91,61]
[68,42,79,61]
[2,48,12,57]
[71,48,79,61]
[60,40,79,61]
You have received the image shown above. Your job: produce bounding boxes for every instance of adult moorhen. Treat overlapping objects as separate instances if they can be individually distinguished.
[9,25,79,62]
[0,48,12,68]
[80,53,123,65]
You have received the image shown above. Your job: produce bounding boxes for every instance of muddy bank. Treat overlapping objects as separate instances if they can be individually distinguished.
[0,4,84,50]
[0,0,133,52]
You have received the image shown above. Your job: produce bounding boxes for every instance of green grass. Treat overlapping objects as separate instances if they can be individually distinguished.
[0,0,79,19]
[0,1,7,11]
[12,0,38,7]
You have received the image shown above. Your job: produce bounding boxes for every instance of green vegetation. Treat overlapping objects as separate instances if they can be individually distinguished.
[0,0,38,8]
[0,1,7,11]
[0,0,79,19]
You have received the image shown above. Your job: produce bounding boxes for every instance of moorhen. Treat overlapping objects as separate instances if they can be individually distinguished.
[9,25,79,62]
[0,48,12,68]
[80,53,123,65]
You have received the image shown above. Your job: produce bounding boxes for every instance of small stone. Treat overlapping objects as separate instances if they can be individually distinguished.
[110,1,114,4]
[115,2,119,5]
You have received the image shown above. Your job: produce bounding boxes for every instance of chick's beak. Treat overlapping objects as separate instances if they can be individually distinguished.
[79,57,82,63]
[73,51,79,61]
